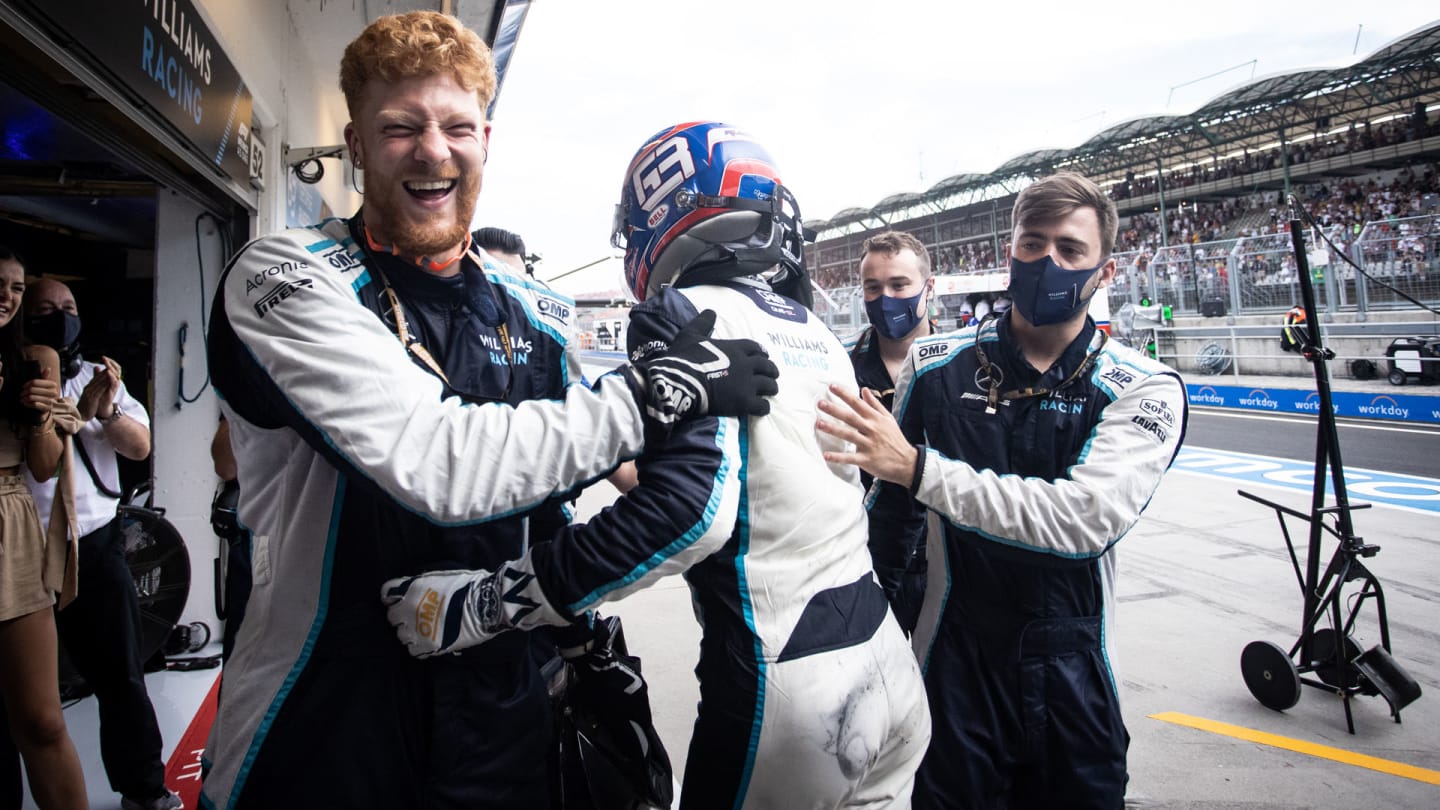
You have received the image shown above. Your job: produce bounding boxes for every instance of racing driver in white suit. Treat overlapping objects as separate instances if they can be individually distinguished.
[383,121,932,809]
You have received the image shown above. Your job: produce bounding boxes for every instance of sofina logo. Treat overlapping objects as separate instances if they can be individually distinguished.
[1357,395,1409,419]
[1238,388,1280,409]
[1192,385,1225,405]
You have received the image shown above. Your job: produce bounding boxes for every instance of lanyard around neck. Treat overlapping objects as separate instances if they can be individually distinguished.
[358,225,515,399]
[972,323,1107,415]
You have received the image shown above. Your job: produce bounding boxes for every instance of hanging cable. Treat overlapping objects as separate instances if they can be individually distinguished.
[177,212,230,406]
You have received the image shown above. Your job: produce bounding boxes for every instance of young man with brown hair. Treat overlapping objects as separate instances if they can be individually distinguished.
[819,171,1188,809]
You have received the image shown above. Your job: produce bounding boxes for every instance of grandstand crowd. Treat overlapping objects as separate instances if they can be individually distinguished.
[1110,112,1438,201]
[809,161,1440,300]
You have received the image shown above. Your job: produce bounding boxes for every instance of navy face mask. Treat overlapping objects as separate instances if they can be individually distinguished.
[865,287,928,340]
[1007,255,1106,326]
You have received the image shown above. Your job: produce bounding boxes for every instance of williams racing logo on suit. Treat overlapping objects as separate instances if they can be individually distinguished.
[255,278,313,318]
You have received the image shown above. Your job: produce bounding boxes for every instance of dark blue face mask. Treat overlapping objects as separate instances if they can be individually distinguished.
[1007,254,1106,326]
[865,287,928,340]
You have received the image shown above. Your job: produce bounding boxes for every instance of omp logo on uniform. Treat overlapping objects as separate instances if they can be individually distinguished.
[1131,414,1168,443]
[254,278,313,318]
[1101,367,1136,387]
[244,260,308,295]
[917,343,948,361]
[536,297,571,322]
[1139,398,1175,427]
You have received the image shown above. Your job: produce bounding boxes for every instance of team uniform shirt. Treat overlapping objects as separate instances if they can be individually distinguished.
[841,326,895,411]
[842,324,930,632]
[201,215,644,810]
[25,364,150,535]
[519,281,930,809]
[867,313,1187,808]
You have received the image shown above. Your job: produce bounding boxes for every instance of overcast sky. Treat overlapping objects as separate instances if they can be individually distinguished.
[471,1,1438,296]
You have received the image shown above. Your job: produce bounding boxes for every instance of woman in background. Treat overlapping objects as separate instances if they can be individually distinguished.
[0,246,86,810]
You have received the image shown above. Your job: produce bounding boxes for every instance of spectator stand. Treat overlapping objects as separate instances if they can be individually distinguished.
[802,21,1440,327]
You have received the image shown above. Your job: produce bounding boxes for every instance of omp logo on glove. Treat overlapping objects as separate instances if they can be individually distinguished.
[629,309,779,426]
[644,343,733,422]
[416,589,443,641]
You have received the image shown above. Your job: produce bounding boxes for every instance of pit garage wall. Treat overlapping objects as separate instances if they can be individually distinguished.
[148,0,360,631]
[151,188,228,631]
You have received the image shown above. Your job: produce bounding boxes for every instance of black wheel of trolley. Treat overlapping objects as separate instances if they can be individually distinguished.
[1308,628,1363,689]
[1388,368,1407,386]
[120,505,191,664]
[1242,640,1301,711]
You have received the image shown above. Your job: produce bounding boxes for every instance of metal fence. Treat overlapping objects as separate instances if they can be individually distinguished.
[1349,214,1440,310]
[812,284,864,335]
[1103,213,1440,318]
[809,214,1440,334]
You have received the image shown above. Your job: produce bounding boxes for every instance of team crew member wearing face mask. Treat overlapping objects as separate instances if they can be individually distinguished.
[842,230,934,633]
[818,171,1190,809]
[15,279,178,810]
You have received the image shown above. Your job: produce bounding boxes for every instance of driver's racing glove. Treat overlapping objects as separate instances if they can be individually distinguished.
[381,556,565,658]
[621,309,778,427]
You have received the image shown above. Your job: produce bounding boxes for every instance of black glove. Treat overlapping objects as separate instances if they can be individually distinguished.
[625,309,779,427]
[555,615,674,810]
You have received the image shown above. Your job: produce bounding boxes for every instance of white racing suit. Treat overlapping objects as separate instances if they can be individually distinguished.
[201,216,647,809]
[519,281,931,809]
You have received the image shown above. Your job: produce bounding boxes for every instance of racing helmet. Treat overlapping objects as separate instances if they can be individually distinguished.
[611,121,811,303]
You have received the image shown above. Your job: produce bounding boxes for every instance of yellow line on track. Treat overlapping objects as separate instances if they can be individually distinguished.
[1149,711,1440,786]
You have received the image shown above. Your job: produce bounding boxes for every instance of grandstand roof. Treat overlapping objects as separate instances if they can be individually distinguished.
[925,172,988,196]
[994,148,1071,178]
[1363,20,1440,65]
[875,191,926,214]
[828,207,875,228]
[1076,115,1192,152]
[810,19,1440,238]
[1193,68,1346,120]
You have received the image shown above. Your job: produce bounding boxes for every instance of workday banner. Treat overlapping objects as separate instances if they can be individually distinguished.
[1186,384,1440,424]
